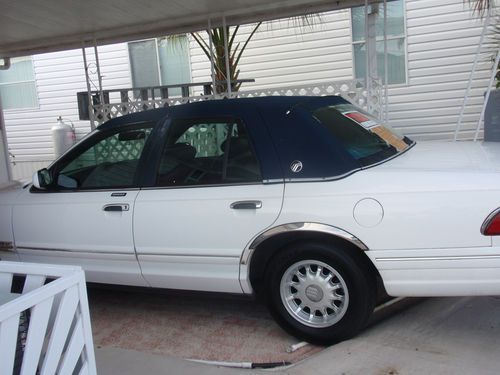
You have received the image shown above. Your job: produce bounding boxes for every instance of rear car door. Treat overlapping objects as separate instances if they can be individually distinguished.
[13,120,159,286]
[134,107,284,293]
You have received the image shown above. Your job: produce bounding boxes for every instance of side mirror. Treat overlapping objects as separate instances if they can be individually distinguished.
[32,168,52,189]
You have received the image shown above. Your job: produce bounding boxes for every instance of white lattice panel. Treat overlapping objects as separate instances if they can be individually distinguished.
[92,79,382,125]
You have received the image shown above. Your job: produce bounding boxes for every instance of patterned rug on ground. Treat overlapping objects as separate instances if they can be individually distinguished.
[88,287,324,364]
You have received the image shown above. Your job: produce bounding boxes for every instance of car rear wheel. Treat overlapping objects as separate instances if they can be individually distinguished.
[264,241,375,344]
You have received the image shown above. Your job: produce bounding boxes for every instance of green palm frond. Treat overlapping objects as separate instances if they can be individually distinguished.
[466,0,492,16]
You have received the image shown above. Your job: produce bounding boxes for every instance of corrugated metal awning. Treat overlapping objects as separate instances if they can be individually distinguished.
[0,0,383,58]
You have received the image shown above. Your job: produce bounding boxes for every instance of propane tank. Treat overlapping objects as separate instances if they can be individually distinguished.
[52,116,76,158]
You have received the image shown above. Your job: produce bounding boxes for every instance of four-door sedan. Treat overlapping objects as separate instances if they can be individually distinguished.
[1,96,500,344]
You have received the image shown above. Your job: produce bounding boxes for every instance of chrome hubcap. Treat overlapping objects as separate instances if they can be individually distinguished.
[280,260,349,328]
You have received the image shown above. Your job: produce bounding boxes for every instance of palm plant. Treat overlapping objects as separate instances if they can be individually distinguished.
[467,0,492,15]
[191,24,262,94]
[468,0,499,87]
[190,15,319,94]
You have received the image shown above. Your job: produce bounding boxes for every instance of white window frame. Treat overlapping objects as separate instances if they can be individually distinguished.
[127,36,192,93]
[349,0,408,86]
[0,56,39,111]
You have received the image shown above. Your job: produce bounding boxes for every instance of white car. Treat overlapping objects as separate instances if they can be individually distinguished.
[1,96,500,344]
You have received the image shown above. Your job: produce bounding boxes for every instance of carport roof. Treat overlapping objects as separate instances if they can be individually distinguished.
[0,0,383,58]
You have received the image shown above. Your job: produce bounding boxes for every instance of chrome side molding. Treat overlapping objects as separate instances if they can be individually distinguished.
[248,222,368,251]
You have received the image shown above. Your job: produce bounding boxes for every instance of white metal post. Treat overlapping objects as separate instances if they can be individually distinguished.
[82,46,96,130]
[222,15,232,96]
[367,5,378,81]
[0,95,13,183]
[364,0,370,109]
[383,0,389,123]
[454,12,490,140]
[93,40,105,108]
[474,48,500,141]
[208,19,217,95]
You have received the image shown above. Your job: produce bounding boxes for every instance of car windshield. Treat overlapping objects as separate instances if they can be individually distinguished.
[311,103,414,167]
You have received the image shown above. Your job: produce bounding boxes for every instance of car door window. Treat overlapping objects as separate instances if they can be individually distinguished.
[56,124,153,189]
[156,119,261,186]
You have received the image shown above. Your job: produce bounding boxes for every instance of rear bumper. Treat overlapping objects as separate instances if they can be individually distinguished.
[367,247,500,297]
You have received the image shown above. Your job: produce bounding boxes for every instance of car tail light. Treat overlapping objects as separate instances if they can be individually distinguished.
[481,209,500,235]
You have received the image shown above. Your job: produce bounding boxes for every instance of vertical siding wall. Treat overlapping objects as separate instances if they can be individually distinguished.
[392,0,494,140]
[4,44,132,179]
[189,10,354,92]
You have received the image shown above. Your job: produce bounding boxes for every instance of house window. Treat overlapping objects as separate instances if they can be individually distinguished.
[128,36,191,96]
[351,0,406,84]
[0,57,38,110]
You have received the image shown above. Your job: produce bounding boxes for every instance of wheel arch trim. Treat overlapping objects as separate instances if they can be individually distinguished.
[251,222,367,251]
[238,222,369,293]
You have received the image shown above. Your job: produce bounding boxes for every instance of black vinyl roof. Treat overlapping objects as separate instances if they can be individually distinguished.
[101,95,349,130]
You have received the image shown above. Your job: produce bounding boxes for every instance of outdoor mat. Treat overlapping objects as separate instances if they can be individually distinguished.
[88,287,324,365]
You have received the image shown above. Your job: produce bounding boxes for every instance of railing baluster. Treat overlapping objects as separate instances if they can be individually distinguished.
[120,90,129,103]
[0,272,13,292]
[20,297,54,375]
[58,314,85,374]
[40,285,80,375]
[0,313,21,375]
[23,275,46,294]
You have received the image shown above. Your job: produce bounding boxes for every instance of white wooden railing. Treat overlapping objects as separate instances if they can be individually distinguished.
[0,262,96,375]
[92,79,383,126]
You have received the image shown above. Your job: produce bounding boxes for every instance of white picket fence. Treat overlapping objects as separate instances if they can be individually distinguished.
[0,262,96,375]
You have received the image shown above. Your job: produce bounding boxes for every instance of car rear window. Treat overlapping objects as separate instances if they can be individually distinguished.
[311,103,414,167]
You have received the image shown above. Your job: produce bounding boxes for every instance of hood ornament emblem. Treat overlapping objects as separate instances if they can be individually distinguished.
[290,160,303,173]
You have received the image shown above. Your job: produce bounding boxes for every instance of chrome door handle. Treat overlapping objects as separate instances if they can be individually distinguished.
[230,200,262,210]
[103,204,129,212]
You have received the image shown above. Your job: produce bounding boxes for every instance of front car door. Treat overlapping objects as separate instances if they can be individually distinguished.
[13,119,160,286]
[134,104,284,293]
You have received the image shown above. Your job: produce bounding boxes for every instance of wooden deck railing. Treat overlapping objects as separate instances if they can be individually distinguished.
[0,262,96,375]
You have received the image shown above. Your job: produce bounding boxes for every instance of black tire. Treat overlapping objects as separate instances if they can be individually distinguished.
[264,241,375,345]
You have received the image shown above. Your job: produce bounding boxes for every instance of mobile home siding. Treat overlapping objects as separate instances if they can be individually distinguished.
[393,0,493,140]
[189,10,354,90]
[4,43,132,179]
[188,0,494,140]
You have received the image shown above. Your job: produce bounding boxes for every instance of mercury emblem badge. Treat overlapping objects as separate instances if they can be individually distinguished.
[290,160,303,173]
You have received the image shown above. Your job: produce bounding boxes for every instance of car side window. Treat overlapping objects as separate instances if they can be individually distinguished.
[56,124,154,189]
[156,119,261,187]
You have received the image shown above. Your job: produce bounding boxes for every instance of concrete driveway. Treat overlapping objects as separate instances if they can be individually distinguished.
[91,288,500,374]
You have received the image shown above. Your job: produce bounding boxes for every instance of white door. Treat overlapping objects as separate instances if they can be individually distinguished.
[134,118,283,293]
[14,123,157,286]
